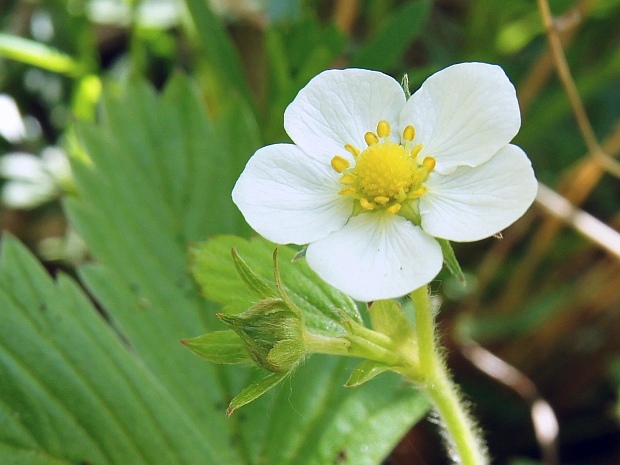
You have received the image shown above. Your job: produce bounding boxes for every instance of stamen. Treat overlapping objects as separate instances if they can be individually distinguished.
[339,187,356,196]
[360,198,375,210]
[422,157,436,172]
[387,204,401,214]
[377,120,391,138]
[344,144,360,157]
[331,155,350,173]
[364,132,379,146]
[410,187,427,198]
[402,125,415,141]
[411,143,423,159]
[336,127,432,213]
[339,174,356,185]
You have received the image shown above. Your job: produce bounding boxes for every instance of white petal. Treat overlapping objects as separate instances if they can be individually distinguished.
[0,152,47,182]
[399,62,521,174]
[0,94,26,143]
[420,144,537,242]
[41,147,71,182]
[284,69,406,163]
[2,181,55,209]
[232,143,352,245]
[306,212,443,301]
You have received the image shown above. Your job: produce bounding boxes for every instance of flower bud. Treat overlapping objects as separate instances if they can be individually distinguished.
[217,297,306,373]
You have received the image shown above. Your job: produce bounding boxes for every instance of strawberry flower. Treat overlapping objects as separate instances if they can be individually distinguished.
[232,63,537,301]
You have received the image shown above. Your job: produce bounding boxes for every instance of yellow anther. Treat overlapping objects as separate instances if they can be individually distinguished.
[339,187,356,196]
[339,174,356,186]
[422,156,436,172]
[377,120,391,138]
[331,155,350,173]
[410,143,423,159]
[364,131,379,146]
[402,125,415,141]
[360,198,375,210]
[387,204,401,214]
[344,144,360,157]
[410,187,427,198]
[374,196,390,205]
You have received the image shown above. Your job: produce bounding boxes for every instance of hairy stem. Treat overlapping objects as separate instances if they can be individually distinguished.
[409,286,488,465]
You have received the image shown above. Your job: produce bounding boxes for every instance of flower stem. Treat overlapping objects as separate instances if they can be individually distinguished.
[409,286,489,465]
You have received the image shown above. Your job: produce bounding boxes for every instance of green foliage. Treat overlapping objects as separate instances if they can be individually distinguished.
[191,236,362,334]
[352,0,431,70]
[182,0,253,105]
[345,360,391,387]
[182,330,252,364]
[0,33,85,76]
[369,300,415,345]
[0,236,214,464]
[437,238,466,284]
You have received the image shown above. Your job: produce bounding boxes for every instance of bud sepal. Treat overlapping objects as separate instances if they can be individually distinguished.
[217,297,306,373]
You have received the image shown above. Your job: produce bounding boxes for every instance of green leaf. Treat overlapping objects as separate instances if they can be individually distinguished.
[437,238,466,284]
[0,33,85,76]
[370,300,415,344]
[231,248,277,300]
[352,0,431,70]
[0,236,214,464]
[190,236,363,335]
[181,331,251,364]
[182,0,252,105]
[66,74,260,463]
[345,360,392,387]
[227,371,289,416]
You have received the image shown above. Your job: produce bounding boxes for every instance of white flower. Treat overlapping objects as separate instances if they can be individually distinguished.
[0,147,72,209]
[232,63,537,301]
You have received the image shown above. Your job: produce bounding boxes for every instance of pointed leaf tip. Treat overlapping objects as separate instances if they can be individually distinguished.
[226,371,289,415]
[345,360,391,387]
[437,238,465,284]
[181,331,251,364]
[231,247,276,299]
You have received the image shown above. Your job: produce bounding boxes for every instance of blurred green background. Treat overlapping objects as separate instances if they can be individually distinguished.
[0,0,619,464]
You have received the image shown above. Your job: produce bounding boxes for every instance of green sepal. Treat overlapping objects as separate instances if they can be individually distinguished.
[217,297,305,373]
[437,238,465,284]
[345,360,391,387]
[231,247,277,300]
[227,371,289,416]
[370,299,415,346]
[180,330,251,364]
[401,73,411,99]
[291,246,307,262]
[268,340,304,367]
[272,249,302,318]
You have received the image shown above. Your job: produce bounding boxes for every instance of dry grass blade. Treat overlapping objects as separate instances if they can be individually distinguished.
[535,183,620,259]
[536,0,620,178]
[459,337,560,465]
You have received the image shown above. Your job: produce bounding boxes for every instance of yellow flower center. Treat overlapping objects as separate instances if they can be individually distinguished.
[331,120,436,215]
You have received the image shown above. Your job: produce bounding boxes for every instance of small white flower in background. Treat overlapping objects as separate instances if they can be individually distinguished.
[233,63,538,301]
[0,146,72,209]
[38,226,88,264]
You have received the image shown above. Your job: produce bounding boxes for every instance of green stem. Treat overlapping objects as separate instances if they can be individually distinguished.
[410,286,436,376]
[409,286,488,465]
